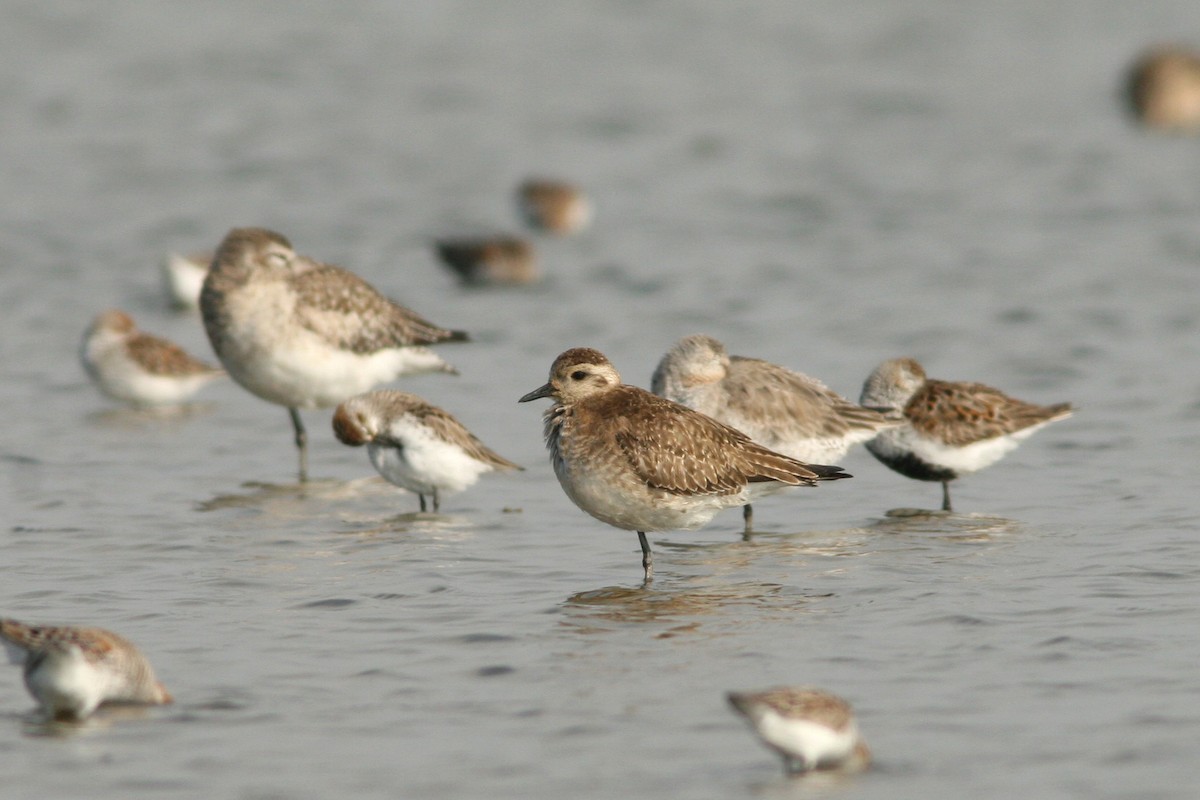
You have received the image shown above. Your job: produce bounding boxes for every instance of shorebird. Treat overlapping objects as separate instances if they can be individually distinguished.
[1,618,172,721]
[519,348,850,579]
[200,227,468,481]
[80,309,224,407]
[161,250,212,310]
[333,389,522,512]
[516,179,592,235]
[860,357,1073,512]
[652,334,901,531]
[1125,46,1200,131]
[434,235,539,285]
[727,687,870,775]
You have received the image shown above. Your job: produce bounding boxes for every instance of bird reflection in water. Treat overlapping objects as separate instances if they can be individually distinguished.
[559,530,879,632]
[869,510,1021,543]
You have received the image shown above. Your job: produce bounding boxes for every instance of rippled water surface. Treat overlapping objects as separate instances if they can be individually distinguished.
[3,2,1200,798]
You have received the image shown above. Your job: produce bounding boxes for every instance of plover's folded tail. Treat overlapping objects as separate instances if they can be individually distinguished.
[805,463,853,482]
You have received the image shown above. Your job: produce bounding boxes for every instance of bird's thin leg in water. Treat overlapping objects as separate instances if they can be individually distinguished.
[941,481,953,512]
[289,408,308,482]
[637,531,653,581]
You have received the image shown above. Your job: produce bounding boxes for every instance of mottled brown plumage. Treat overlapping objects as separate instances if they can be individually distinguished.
[520,348,850,579]
[289,256,468,354]
[906,378,1073,447]
[122,331,219,377]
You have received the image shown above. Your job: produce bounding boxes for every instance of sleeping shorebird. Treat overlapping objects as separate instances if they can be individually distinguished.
[516,179,592,235]
[727,687,870,775]
[200,227,468,481]
[434,235,539,286]
[333,389,522,512]
[860,357,1073,512]
[1,618,172,721]
[80,309,223,407]
[1125,46,1200,131]
[519,347,850,580]
[652,334,900,531]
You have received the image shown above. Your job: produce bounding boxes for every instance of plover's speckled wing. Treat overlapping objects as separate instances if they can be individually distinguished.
[725,355,899,441]
[906,379,1074,447]
[291,259,468,354]
[587,388,839,495]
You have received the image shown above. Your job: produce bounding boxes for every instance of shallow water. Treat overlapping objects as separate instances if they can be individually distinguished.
[2,1,1200,798]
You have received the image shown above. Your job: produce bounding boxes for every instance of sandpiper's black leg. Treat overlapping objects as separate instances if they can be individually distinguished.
[289,407,308,482]
[418,494,428,513]
[941,481,953,512]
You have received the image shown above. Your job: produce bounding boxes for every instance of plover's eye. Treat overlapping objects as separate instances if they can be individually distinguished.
[570,370,587,381]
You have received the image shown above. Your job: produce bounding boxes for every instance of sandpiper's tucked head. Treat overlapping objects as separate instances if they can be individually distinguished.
[656,334,731,389]
[89,309,137,336]
[518,347,621,404]
[860,357,927,409]
[331,395,379,446]
[213,227,296,274]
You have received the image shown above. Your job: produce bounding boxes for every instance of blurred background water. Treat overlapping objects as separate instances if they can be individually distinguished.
[2,1,1199,798]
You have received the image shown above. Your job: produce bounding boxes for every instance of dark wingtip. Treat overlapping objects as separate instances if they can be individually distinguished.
[445,330,471,343]
[811,464,852,481]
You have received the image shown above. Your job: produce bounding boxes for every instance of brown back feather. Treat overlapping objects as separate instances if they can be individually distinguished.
[907,380,1073,446]
[291,262,468,353]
